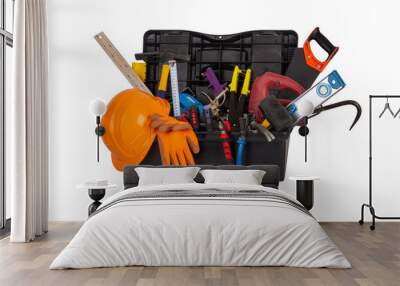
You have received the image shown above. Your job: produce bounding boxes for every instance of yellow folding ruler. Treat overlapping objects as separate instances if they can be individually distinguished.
[94,32,151,94]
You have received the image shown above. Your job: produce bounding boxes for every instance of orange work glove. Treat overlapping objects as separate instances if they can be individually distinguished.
[149,114,191,132]
[150,114,200,166]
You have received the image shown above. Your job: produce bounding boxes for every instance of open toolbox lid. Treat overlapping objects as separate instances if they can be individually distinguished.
[142,30,298,96]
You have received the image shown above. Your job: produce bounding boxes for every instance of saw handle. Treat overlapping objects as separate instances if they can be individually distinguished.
[304,27,339,72]
[307,27,337,55]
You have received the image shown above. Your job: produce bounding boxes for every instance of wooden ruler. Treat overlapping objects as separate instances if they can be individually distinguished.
[94,32,151,94]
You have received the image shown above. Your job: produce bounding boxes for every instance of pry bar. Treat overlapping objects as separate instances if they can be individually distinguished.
[309,100,362,130]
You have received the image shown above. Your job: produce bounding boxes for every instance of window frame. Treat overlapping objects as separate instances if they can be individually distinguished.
[0,0,13,233]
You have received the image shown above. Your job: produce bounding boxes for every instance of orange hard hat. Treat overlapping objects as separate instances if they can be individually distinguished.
[101,88,170,171]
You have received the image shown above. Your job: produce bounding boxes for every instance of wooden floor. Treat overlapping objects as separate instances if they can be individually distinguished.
[0,222,399,286]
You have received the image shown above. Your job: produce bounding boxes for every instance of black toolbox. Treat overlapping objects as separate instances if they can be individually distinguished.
[140,30,298,180]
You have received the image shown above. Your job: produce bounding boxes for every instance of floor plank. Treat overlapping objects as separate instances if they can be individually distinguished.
[0,222,399,286]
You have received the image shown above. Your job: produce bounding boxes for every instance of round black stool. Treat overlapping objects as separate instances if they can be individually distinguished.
[289,176,320,210]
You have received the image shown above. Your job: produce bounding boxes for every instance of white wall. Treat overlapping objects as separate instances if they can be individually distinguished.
[48,0,400,221]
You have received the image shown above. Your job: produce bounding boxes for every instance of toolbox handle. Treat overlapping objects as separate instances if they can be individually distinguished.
[303,27,339,72]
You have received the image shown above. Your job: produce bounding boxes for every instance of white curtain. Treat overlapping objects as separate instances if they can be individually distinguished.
[8,0,48,242]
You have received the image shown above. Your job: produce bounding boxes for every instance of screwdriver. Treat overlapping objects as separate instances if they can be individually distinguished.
[157,64,170,98]
[236,116,248,165]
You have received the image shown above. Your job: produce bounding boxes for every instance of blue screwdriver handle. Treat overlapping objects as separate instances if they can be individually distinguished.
[236,136,247,165]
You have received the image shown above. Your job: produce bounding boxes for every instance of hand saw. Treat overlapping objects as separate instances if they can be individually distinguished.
[94,32,151,94]
[278,27,338,102]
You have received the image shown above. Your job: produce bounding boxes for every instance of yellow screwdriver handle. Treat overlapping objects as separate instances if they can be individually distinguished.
[158,64,170,92]
[132,62,147,82]
[261,119,271,129]
[240,68,252,96]
[228,65,242,93]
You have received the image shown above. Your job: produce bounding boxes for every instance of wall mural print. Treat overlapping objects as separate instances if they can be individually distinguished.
[89,28,361,174]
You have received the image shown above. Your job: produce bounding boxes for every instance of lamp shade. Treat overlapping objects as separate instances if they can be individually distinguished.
[296,100,314,118]
[89,98,107,116]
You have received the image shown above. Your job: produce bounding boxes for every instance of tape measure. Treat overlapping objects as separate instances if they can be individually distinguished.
[168,60,181,117]
[94,32,151,94]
